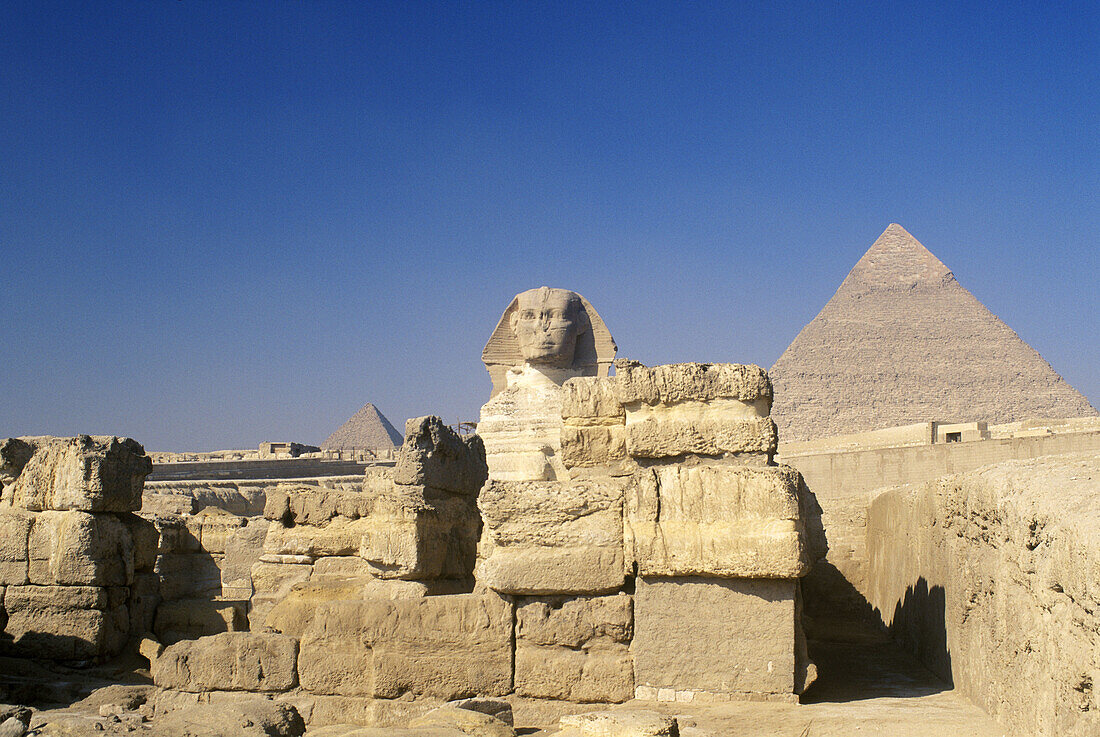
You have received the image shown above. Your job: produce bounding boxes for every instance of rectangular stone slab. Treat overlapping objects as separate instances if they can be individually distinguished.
[8,435,150,512]
[632,577,796,696]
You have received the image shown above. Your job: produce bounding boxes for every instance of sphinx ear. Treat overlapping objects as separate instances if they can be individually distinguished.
[509,309,520,334]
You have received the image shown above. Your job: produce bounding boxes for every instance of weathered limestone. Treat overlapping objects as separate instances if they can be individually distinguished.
[514,594,634,703]
[0,436,153,661]
[625,465,813,578]
[560,377,631,476]
[295,592,514,700]
[6,435,151,512]
[1,584,129,660]
[479,288,617,482]
[554,710,678,737]
[866,453,1100,737]
[632,577,798,698]
[152,631,299,692]
[478,478,626,595]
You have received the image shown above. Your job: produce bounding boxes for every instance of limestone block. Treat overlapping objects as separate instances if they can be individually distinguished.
[192,508,246,554]
[155,552,223,601]
[391,416,488,495]
[152,632,298,692]
[515,594,633,647]
[154,598,249,645]
[562,377,625,421]
[560,425,629,471]
[296,593,513,700]
[632,577,796,696]
[8,435,151,512]
[478,479,625,595]
[370,593,514,700]
[613,360,772,406]
[625,465,811,578]
[263,485,373,526]
[249,561,313,631]
[128,571,160,635]
[28,511,134,586]
[515,644,633,703]
[514,594,634,703]
[154,516,201,554]
[556,710,677,737]
[1,584,129,660]
[151,698,305,737]
[408,704,514,737]
[221,517,268,595]
[359,487,480,580]
[0,509,33,585]
[264,517,371,560]
[265,573,470,639]
[121,513,158,572]
[625,416,777,459]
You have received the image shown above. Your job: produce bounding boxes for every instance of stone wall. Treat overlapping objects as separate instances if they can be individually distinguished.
[780,419,1100,623]
[0,436,154,661]
[865,453,1100,737]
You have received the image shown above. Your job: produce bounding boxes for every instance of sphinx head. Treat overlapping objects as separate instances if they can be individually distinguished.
[508,287,590,369]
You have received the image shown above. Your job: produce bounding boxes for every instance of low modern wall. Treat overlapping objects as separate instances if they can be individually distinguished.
[779,419,1100,623]
[148,458,389,482]
[865,453,1100,737]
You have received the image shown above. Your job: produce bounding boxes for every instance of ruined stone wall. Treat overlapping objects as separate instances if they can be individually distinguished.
[865,453,1100,737]
[781,423,1100,623]
[0,436,155,661]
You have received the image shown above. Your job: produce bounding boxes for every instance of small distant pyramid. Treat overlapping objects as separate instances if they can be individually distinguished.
[770,224,1097,442]
[321,403,404,451]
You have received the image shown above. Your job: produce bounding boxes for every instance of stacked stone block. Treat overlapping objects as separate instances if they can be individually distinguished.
[249,416,486,630]
[0,435,154,661]
[614,360,822,700]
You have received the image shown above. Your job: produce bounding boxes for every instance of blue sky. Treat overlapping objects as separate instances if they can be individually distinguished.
[2,1,1097,451]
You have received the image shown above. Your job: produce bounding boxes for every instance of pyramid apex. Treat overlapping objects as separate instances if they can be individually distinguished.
[845,224,953,292]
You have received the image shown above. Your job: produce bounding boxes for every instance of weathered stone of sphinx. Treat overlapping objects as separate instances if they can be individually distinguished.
[478,287,616,482]
[0,435,154,661]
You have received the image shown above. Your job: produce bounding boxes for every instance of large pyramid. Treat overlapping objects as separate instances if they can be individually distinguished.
[321,402,404,451]
[770,224,1097,442]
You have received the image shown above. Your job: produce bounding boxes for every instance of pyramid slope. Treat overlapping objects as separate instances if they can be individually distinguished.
[321,403,404,451]
[771,224,1098,442]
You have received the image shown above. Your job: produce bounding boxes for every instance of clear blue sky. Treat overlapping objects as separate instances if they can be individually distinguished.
[2,1,1097,451]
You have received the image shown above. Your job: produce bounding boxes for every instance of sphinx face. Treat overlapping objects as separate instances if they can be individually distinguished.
[511,287,586,368]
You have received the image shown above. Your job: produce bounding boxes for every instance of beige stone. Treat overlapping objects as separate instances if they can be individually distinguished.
[614,360,772,407]
[408,704,514,737]
[625,465,812,578]
[0,509,33,585]
[1,584,129,660]
[149,698,305,737]
[515,644,633,703]
[249,560,313,631]
[514,594,633,703]
[296,593,513,700]
[263,485,373,526]
[128,570,161,634]
[478,478,625,594]
[221,517,268,594]
[154,597,249,645]
[624,416,777,459]
[121,513,158,572]
[28,510,134,586]
[264,516,371,559]
[155,552,223,601]
[865,453,1100,737]
[515,594,633,647]
[358,486,480,581]
[7,435,151,512]
[555,709,677,737]
[391,416,488,495]
[632,577,796,696]
[152,632,298,692]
